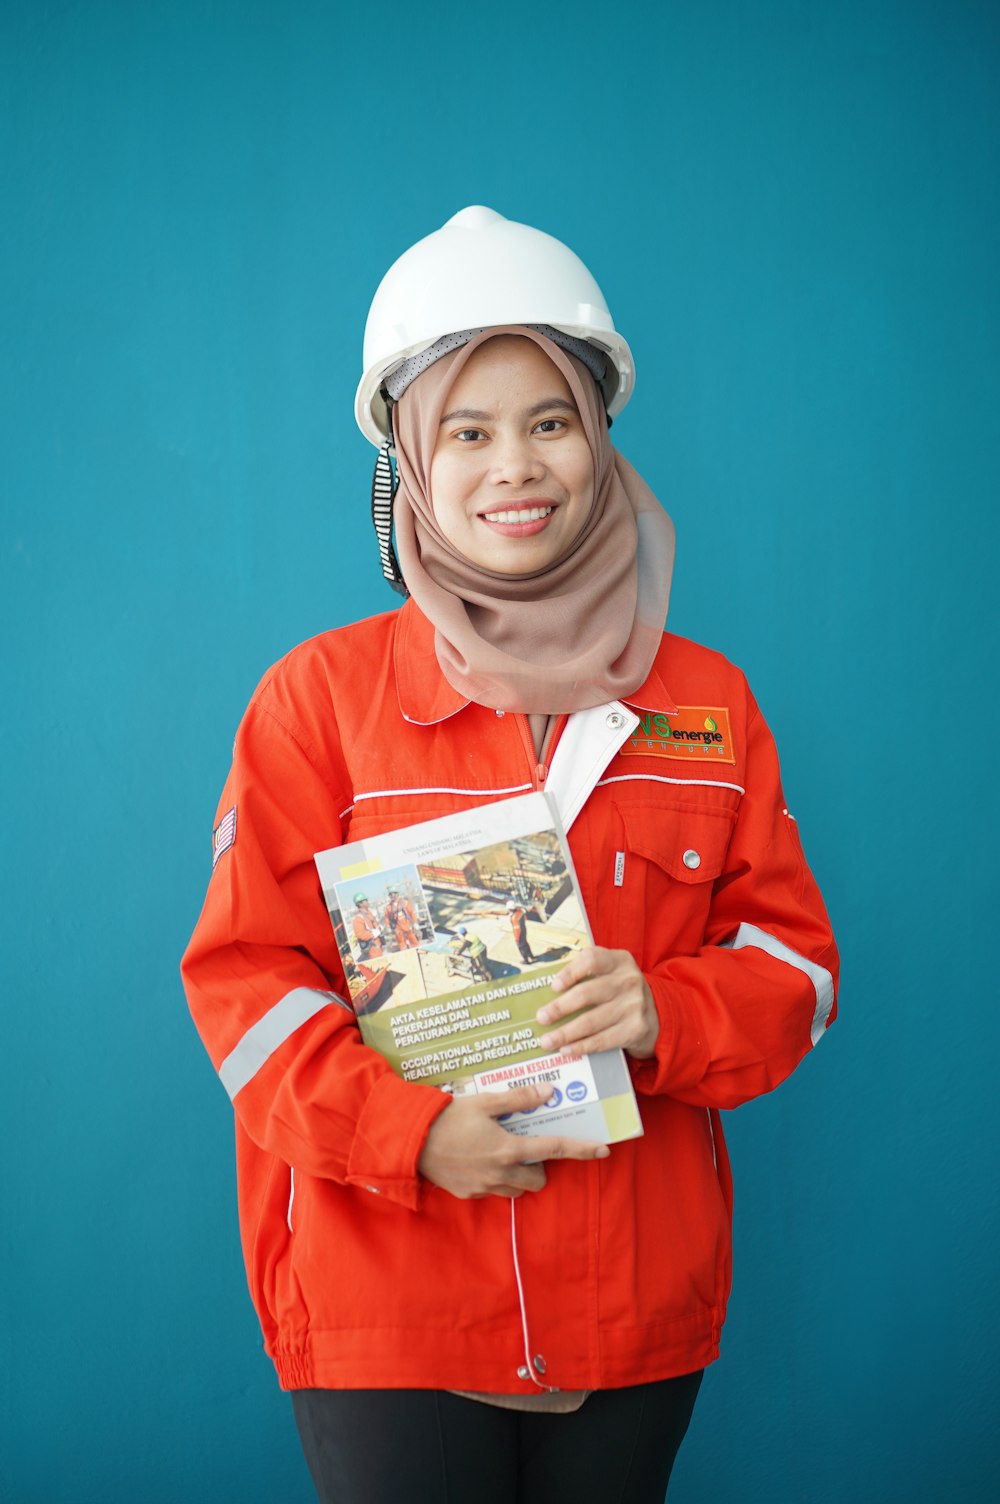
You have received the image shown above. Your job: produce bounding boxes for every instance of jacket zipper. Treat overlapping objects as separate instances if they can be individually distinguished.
[510,713,565,790]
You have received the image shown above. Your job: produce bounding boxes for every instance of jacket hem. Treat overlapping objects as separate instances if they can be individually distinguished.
[269,1314,724,1393]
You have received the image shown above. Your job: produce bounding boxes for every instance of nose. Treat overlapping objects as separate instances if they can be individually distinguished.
[489,430,544,486]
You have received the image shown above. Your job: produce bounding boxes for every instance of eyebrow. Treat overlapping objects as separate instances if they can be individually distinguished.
[439,397,578,426]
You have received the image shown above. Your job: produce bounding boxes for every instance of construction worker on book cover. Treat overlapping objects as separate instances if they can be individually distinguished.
[446,923,491,983]
[506,898,536,967]
[383,884,420,952]
[183,206,839,1503]
[350,893,383,962]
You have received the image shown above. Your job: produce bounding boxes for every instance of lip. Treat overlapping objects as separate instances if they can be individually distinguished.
[479,500,557,537]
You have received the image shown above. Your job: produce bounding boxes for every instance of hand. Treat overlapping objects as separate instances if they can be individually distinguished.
[417,1082,610,1200]
[536,946,660,1061]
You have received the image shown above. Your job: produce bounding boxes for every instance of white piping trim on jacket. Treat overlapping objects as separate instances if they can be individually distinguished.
[725,922,835,1046]
[341,782,534,818]
[287,1168,295,1233]
[510,1201,550,1391]
[597,773,746,796]
[218,987,347,1099]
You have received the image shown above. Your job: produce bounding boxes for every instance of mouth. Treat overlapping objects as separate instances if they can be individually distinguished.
[480,502,556,535]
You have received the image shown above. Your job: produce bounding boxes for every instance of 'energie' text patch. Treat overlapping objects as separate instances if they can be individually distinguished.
[619,707,735,764]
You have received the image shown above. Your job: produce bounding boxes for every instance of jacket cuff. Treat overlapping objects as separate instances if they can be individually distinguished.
[345,1071,451,1211]
[629,973,701,1097]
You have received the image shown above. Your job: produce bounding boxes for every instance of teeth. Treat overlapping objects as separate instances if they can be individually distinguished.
[484,507,553,524]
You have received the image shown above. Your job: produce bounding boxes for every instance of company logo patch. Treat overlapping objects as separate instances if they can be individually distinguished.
[212,806,237,868]
[619,706,735,764]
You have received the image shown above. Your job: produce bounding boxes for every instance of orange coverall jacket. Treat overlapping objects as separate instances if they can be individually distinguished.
[182,601,838,1395]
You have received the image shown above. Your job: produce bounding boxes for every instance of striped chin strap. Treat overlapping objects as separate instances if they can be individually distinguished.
[370,397,408,595]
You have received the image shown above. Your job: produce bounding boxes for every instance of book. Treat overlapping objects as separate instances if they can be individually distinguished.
[314,791,642,1144]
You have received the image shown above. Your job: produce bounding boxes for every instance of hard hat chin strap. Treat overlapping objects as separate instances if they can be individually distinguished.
[370,396,408,596]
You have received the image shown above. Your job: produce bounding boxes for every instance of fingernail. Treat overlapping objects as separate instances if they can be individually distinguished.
[549,976,563,992]
[536,1007,552,1024]
[539,1034,554,1051]
[596,1146,610,1158]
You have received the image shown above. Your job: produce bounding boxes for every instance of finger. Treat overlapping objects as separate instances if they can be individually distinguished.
[538,1000,622,1053]
[510,1133,611,1164]
[470,1162,547,1198]
[557,1022,631,1057]
[547,997,656,1058]
[481,1081,555,1118]
[548,947,607,994]
[536,977,617,1028]
[502,1162,548,1193]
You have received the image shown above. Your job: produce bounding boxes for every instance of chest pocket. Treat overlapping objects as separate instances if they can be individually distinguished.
[609,799,737,967]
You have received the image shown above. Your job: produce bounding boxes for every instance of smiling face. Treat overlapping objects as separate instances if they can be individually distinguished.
[428,335,595,575]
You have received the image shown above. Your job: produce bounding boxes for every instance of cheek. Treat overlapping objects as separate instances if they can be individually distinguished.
[428,456,459,521]
[561,437,596,503]
[567,453,596,512]
[429,452,475,508]
[427,452,445,504]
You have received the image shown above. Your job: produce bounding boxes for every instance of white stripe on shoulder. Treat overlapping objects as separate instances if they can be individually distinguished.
[724,923,834,1046]
[218,987,351,1099]
[596,773,746,796]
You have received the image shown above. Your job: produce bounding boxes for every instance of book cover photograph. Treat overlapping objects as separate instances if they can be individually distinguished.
[314,792,642,1144]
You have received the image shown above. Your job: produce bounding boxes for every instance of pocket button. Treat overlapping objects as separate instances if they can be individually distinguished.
[682,849,702,870]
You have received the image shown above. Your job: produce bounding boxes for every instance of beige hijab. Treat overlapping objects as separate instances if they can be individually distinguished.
[392,326,675,715]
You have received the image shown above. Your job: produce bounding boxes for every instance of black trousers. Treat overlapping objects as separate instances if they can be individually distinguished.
[292,1373,703,1504]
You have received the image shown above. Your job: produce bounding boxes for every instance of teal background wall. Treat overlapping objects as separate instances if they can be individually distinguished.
[3,1,997,1499]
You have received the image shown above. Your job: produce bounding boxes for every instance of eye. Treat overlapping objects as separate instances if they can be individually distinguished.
[455,427,487,443]
[533,417,566,435]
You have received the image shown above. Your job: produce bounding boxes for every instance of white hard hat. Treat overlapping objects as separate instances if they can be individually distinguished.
[355,206,635,446]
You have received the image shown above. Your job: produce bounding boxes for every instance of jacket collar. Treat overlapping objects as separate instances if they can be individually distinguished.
[394,598,678,725]
[619,660,679,717]
[394,600,469,725]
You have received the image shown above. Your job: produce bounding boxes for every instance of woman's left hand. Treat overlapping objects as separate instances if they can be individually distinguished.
[536,947,660,1061]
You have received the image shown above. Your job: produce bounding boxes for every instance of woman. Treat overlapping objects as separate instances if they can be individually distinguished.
[183,207,838,1501]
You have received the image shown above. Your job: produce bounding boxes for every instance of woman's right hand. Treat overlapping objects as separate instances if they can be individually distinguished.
[417,1083,609,1200]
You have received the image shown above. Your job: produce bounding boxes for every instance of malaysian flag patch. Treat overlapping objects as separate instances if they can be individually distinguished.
[212,806,237,868]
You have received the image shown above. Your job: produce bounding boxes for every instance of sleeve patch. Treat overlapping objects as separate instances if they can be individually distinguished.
[212,806,237,868]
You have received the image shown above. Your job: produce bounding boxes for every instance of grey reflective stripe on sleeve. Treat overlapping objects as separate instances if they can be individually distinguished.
[218,987,348,1099]
[725,922,835,1047]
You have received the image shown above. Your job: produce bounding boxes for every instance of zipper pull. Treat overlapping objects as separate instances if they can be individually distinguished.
[536,762,547,787]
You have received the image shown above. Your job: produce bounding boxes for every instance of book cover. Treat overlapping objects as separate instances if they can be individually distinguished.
[314,792,642,1144]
